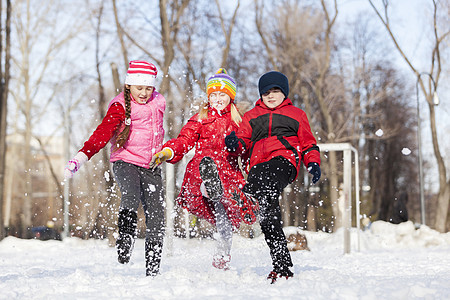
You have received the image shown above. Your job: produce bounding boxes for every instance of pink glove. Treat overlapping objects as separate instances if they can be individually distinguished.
[64,152,88,179]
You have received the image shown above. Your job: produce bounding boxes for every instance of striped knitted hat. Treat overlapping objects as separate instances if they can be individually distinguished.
[124,60,157,87]
[206,68,237,100]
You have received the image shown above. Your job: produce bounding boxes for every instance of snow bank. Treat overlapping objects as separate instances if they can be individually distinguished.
[1,221,449,299]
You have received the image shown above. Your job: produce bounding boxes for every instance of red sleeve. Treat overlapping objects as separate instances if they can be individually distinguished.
[233,112,253,156]
[79,102,125,159]
[298,110,320,166]
[163,117,202,164]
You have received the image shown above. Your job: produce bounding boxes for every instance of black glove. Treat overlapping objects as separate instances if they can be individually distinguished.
[307,162,321,184]
[225,131,239,152]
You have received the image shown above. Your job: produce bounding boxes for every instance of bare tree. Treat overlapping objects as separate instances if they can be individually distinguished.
[9,0,84,237]
[112,0,192,136]
[314,0,342,229]
[89,1,118,243]
[176,0,241,91]
[214,0,240,68]
[362,66,417,221]
[0,0,11,240]
[368,0,450,232]
[158,0,191,96]
[111,0,128,70]
[341,13,420,223]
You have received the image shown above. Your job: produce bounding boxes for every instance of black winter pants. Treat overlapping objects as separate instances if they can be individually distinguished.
[243,156,296,271]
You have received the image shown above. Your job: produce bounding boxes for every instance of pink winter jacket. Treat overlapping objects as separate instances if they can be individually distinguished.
[109,92,166,168]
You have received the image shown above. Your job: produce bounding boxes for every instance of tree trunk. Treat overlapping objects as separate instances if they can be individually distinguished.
[434,182,450,231]
[368,0,449,232]
[23,105,33,237]
[0,82,5,238]
[0,0,10,240]
[429,102,449,232]
[23,32,32,237]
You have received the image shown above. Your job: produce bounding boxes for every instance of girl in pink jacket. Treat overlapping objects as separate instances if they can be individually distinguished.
[151,69,257,270]
[64,60,166,277]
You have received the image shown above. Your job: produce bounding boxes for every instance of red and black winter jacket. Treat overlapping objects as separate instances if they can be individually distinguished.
[233,98,320,180]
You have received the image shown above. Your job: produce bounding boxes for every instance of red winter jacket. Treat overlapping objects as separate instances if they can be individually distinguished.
[233,98,320,179]
[163,104,246,228]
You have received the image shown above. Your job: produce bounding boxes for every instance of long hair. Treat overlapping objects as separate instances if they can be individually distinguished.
[197,98,243,126]
[115,86,132,149]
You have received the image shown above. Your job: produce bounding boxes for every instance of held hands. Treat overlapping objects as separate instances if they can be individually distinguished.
[224,131,239,152]
[307,162,321,184]
[64,152,88,179]
[149,147,174,170]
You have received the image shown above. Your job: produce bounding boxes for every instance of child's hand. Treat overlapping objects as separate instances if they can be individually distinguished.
[149,148,173,170]
[307,162,321,184]
[64,152,88,179]
[225,131,239,152]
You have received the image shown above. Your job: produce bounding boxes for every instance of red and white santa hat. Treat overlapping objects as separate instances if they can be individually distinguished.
[124,60,157,87]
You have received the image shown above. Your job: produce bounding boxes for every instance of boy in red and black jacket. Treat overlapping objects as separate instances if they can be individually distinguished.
[225,71,321,283]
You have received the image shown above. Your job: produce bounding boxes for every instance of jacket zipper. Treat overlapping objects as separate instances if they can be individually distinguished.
[268,112,272,137]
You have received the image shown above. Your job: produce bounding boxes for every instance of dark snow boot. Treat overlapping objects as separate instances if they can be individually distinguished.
[267,268,294,284]
[145,240,163,277]
[116,208,138,264]
[239,192,260,225]
[199,157,223,201]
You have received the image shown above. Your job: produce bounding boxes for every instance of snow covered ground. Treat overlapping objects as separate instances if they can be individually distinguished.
[1,220,449,300]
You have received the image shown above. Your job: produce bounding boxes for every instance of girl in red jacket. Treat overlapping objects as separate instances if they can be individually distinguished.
[64,60,166,277]
[150,69,256,270]
[225,71,321,283]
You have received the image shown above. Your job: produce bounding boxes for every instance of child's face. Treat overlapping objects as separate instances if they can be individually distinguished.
[128,85,154,104]
[209,91,231,111]
[262,88,285,108]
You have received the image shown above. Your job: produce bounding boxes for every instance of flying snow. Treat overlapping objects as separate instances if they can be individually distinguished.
[401,148,412,155]
[375,129,384,137]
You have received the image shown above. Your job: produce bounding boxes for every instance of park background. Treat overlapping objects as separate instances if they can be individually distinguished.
[0,0,448,246]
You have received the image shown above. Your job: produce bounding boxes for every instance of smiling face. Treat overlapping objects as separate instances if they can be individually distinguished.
[261,88,285,108]
[127,85,154,104]
[209,91,231,111]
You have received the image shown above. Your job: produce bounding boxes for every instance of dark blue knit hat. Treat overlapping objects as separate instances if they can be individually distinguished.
[258,71,289,99]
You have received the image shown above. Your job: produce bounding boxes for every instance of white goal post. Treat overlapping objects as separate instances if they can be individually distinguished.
[318,143,361,254]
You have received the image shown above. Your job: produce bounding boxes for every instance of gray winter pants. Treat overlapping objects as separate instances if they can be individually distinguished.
[200,186,232,256]
[213,200,232,256]
[113,161,165,243]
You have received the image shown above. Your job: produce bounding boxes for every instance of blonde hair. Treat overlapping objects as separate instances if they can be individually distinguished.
[197,98,242,126]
